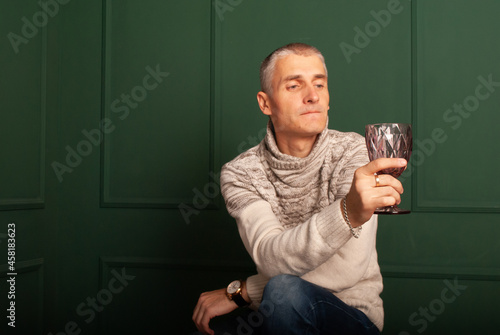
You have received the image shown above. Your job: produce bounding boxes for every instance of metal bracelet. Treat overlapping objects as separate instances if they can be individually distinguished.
[342,198,362,238]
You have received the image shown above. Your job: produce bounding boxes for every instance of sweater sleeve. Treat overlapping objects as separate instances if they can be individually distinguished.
[232,197,352,279]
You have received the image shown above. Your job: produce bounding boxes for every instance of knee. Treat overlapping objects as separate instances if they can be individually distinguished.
[262,274,306,306]
[260,275,313,330]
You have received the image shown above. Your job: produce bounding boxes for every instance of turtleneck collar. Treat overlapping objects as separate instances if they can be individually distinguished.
[262,119,330,186]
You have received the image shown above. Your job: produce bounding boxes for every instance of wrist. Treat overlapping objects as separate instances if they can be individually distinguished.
[226,279,250,307]
[344,194,364,228]
[342,197,362,238]
[241,281,250,305]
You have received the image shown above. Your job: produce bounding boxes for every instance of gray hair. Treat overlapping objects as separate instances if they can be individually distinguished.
[259,43,328,96]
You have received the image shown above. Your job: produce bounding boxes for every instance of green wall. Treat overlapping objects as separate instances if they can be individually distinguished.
[0,0,499,334]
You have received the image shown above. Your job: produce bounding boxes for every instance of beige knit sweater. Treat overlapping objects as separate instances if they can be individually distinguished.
[220,121,384,331]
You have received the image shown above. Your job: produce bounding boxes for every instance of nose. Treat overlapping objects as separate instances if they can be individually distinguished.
[304,84,319,104]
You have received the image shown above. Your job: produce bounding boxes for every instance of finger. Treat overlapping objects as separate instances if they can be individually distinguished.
[194,309,214,335]
[192,296,203,326]
[373,174,404,194]
[196,313,214,335]
[375,195,401,208]
[202,317,215,335]
[192,301,200,322]
[373,186,402,207]
[193,297,212,335]
[360,158,407,176]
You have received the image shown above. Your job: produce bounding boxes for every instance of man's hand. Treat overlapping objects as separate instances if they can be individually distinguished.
[346,158,407,227]
[192,288,238,335]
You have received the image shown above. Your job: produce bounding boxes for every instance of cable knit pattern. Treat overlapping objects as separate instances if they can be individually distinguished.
[220,121,384,331]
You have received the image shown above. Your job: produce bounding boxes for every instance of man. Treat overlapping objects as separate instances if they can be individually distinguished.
[192,43,406,334]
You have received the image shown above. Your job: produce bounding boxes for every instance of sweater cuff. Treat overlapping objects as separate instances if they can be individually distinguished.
[245,274,269,310]
[315,199,352,247]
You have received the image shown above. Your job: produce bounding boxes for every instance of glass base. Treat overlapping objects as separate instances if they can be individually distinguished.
[374,206,411,215]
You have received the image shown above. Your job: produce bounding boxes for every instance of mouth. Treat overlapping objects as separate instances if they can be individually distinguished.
[301,110,322,115]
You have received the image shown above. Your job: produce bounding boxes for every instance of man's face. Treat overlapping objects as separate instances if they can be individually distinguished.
[259,54,329,140]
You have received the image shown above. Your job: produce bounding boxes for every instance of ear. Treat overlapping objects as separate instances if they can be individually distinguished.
[257,91,272,116]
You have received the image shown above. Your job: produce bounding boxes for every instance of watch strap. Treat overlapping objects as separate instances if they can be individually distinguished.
[231,291,250,307]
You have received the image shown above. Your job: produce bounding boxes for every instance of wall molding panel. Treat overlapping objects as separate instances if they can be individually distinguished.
[411,0,500,214]
[381,264,500,282]
[0,2,46,211]
[99,0,217,209]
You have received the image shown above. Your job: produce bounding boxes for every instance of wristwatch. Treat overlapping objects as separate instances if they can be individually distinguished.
[226,279,250,307]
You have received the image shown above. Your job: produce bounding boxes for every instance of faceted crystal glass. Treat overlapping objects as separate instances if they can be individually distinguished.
[365,123,413,214]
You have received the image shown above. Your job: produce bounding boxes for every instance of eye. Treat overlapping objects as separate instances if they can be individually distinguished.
[314,81,326,89]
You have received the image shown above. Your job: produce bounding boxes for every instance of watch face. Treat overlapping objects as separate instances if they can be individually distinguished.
[227,280,241,294]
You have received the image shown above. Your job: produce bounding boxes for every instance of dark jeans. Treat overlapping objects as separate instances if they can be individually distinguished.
[192,274,380,335]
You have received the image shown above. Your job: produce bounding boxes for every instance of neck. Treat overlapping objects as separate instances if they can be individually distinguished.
[275,134,318,158]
